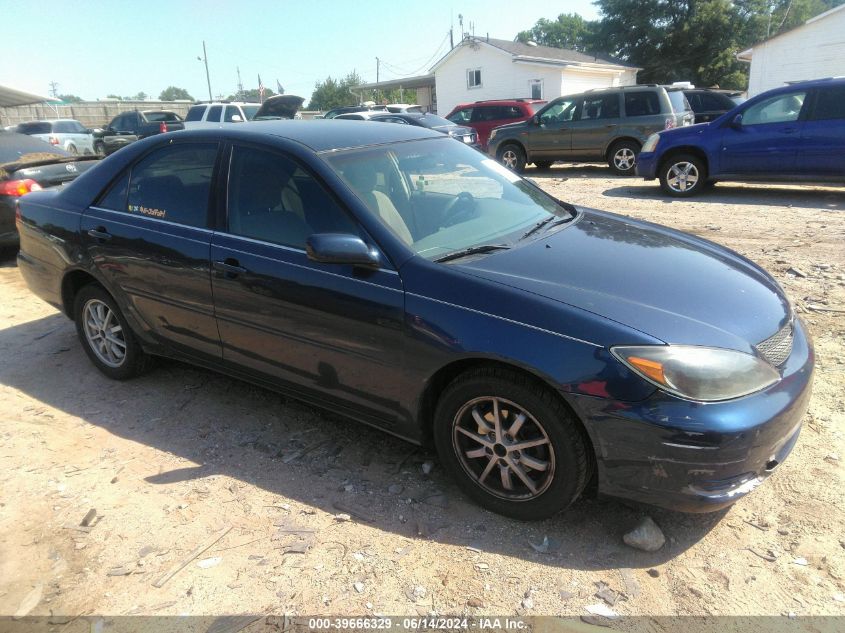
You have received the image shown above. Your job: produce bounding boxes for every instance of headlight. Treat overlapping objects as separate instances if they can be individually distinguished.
[611,345,780,401]
[641,133,660,153]
[489,128,499,142]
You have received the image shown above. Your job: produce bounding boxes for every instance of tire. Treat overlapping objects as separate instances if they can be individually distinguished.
[497,143,526,173]
[659,153,706,197]
[608,140,639,175]
[73,284,153,380]
[67,144,78,155]
[534,161,553,170]
[93,141,105,157]
[433,367,590,520]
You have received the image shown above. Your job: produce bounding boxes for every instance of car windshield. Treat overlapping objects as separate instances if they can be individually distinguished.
[241,105,260,120]
[325,138,574,261]
[144,112,181,122]
[529,102,546,113]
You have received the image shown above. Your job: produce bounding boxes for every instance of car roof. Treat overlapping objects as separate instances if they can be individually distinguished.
[454,99,545,108]
[175,119,442,152]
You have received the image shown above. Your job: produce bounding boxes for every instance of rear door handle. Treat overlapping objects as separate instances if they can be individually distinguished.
[87,228,112,241]
[214,259,247,275]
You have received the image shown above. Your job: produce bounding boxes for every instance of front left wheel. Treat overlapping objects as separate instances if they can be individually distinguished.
[74,284,153,380]
[433,367,590,520]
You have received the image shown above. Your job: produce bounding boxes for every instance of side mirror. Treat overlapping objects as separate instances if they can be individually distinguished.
[230,114,243,122]
[533,115,541,125]
[730,113,743,129]
[306,233,381,268]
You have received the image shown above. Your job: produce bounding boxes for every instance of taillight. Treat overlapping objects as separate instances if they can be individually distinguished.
[664,118,676,130]
[49,136,59,145]
[159,122,167,133]
[0,179,43,197]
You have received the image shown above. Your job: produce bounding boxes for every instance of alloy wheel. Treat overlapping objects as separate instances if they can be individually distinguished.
[666,161,699,193]
[501,149,518,170]
[614,147,636,171]
[82,299,127,368]
[452,396,556,501]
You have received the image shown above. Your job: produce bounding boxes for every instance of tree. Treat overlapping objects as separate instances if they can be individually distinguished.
[516,13,598,51]
[308,71,363,111]
[106,94,125,101]
[132,91,148,101]
[57,94,83,103]
[159,86,194,101]
[225,88,276,102]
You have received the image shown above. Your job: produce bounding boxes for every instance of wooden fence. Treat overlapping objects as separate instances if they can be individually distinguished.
[0,101,193,129]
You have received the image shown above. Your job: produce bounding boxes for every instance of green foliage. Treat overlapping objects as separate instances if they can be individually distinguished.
[516,13,597,51]
[225,88,277,102]
[517,0,844,90]
[308,71,364,111]
[57,94,82,103]
[159,86,194,101]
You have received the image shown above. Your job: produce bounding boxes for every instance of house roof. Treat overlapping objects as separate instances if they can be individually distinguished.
[431,37,640,73]
[351,74,435,92]
[738,3,845,61]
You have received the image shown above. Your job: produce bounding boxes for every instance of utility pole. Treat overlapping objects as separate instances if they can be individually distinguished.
[375,57,380,103]
[199,40,212,101]
[236,66,244,101]
[48,81,59,98]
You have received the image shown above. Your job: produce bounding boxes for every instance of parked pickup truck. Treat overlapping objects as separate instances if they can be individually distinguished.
[101,110,184,155]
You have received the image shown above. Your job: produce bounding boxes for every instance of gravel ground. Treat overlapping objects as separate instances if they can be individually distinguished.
[0,167,843,622]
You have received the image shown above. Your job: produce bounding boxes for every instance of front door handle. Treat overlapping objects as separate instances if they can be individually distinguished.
[605,123,617,128]
[213,259,247,275]
[87,228,112,241]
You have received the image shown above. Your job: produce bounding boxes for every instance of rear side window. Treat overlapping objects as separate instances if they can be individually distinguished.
[205,106,222,122]
[97,171,130,211]
[666,90,690,113]
[625,91,661,117]
[126,143,218,227]
[501,106,524,119]
[809,86,845,121]
[472,107,503,122]
[185,105,205,122]
[54,121,74,133]
[18,122,52,135]
[580,94,620,120]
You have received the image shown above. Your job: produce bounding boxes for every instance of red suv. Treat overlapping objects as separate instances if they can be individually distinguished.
[445,99,546,151]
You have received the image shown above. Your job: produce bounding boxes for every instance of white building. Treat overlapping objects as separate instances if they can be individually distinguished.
[737,5,845,97]
[431,37,638,116]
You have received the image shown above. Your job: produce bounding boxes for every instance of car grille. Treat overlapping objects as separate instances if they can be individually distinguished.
[756,321,794,367]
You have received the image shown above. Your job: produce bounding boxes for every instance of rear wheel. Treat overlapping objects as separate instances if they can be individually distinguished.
[74,284,153,380]
[498,143,526,173]
[433,367,590,520]
[659,153,706,197]
[608,140,639,175]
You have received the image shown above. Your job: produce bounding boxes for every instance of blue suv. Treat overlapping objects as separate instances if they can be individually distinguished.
[636,78,845,196]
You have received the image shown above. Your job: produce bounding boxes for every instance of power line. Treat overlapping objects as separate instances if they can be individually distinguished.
[380,32,450,78]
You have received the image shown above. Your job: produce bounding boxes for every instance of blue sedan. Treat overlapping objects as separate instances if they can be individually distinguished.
[16,120,813,519]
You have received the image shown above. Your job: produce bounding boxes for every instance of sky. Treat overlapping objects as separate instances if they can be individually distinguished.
[3,0,600,102]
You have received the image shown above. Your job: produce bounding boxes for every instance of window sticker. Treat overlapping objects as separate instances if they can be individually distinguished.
[128,204,166,219]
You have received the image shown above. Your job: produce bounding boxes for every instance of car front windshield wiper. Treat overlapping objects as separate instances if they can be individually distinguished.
[434,243,511,263]
[519,215,575,241]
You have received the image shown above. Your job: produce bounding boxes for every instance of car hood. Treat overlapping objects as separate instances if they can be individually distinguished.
[254,95,305,120]
[658,121,712,141]
[456,208,790,351]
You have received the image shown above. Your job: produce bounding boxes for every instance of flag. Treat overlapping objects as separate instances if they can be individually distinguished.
[276,79,284,95]
[258,74,265,102]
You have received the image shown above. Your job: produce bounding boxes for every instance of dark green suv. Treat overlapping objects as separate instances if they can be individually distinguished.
[488,85,694,175]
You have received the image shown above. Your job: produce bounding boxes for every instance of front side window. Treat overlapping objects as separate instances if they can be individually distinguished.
[467,69,482,89]
[539,98,577,125]
[579,94,620,120]
[241,105,260,121]
[808,86,845,121]
[227,146,358,249]
[326,138,573,260]
[224,106,243,122]
[624,91,660,117]
[742,91,806,125]
[126,143,218,227]
[448,108,472,123]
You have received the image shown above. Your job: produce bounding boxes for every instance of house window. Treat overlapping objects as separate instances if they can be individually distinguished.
[529,79,543,100]
[467,69,482,89]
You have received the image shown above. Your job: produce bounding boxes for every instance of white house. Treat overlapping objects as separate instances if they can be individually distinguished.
[737,4,845,97]
[431,37,639,116]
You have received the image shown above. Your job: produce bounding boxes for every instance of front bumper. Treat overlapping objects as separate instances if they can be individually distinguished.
[570,319,814,512]
[635,151,659,179]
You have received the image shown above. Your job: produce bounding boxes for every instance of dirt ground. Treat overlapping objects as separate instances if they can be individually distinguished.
[1,168,843,624]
